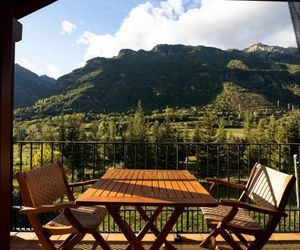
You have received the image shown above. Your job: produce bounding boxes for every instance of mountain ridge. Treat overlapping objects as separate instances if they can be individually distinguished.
[14,64,56,108]
[15,43,300,119]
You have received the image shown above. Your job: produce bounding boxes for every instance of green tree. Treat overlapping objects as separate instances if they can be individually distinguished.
[243,112,255,143]
[266,115,277,143]
[56,113,86,176]
[227,59,248,70]
[154,121,178,143]
[182,123,190,142]
[57,113,66,141]
[193,111,218,142]
[39,123,56,141]
[216,118,227,142]
[125,101,148,142]
[32,144,61,167]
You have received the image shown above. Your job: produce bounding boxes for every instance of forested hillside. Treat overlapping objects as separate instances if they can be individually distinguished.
[15,43,300,119]
[14,64,56,107]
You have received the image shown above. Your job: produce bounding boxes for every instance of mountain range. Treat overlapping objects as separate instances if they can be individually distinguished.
[14,43,300,119]
[14,64,56,108]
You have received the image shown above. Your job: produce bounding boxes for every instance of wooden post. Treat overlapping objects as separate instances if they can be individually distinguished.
[0,1,22,249]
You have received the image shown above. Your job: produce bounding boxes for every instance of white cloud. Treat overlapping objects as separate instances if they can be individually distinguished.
[46,64,62,79]
[16,58,63,79]
[77,61,86,68]
[17,58,44,75]
[77,0,296,60]
[60,20,77,35]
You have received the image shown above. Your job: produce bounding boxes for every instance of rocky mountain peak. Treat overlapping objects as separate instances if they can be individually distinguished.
[243,43,296,55]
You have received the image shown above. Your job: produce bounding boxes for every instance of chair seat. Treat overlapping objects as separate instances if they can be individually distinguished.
[201,205,262,233]
[45,205,107,230]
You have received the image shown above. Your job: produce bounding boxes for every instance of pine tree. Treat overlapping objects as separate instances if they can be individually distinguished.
[216,118,227,142]
[58,114,66,142]
[243,112,255,143]
[57,114,86,174]
[183,123,190,142]
[193,110,218,142]
[266,115,277,143]
[126,101,148,142]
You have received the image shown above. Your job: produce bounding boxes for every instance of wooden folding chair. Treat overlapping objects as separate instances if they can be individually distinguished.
[201,162,296,250]
[16,162,110,250]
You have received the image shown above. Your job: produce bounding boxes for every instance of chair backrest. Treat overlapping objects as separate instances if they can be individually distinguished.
[16,162,74,207]
[243,163,295,211]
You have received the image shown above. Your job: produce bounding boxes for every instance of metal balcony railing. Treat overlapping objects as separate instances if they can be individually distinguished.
[11,141,300,233]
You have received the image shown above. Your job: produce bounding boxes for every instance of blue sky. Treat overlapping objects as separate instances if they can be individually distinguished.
[16,0,296,79]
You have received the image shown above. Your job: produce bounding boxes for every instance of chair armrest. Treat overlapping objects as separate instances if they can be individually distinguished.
[69,179,99,188]
[19,201,77,215]
[206,178,245,195]
[206,178,246,190]
[220,200,287,217]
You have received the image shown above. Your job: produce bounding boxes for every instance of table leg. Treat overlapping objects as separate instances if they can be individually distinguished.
[135,206,176,250]
[135,206,162,240]
[150,206,185,250]
[106,205,145,250]
[125,206,162,250]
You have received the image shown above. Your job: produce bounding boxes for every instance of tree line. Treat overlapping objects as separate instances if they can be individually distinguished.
[13,101,300,176]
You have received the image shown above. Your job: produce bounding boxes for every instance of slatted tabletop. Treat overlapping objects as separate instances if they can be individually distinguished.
[76,169,217,207]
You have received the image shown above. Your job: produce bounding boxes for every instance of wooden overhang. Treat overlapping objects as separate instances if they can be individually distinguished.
[14,0,57,19]
[0,1,298,250]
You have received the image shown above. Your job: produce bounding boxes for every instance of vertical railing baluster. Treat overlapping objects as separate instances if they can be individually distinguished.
[176,144,179,170]
[144,144,147,168]
[165,144,168,169]
[206,145,209,178]
[61,142,65,166]
[19,142,23,171]
[30,142,33,169]
[92,143,96,178]
[40,142,43,166]
[287,144,292,231]
[248,144,250,172]
[196,145,199,179]
[113,143,116,169]
[82,143,85,193]
[51,142,54,163]
[103,143,106,171]
[216,144,220,201]
[71,143,75,184]
[124,144,127,168]
[227,144,230,199]
[134,144,137,169]
[155,144,158,169]
[237,144,241,199]
[185,144,188,170]
[279,144,282,171]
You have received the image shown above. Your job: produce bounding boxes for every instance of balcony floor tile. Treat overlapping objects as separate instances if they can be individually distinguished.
[10,232,300,250]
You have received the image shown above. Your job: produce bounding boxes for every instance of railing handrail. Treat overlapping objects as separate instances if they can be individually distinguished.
[14,140,300,146]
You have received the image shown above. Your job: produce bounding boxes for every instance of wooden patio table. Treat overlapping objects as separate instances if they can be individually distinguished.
[76,169,217,250]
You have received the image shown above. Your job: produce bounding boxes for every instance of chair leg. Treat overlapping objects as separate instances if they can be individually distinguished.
[91,241,98,250]
[91,230,110,250]
[234,232,250,248]
[35,232,56,250]
[247,239,265,250]
[58,233,77,249]
[200,228,220,248]
[220,230,243,250]
[61,232,85,250]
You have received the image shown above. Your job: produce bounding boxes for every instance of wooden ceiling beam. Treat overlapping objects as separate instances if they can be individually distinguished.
[14,0,57,19]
